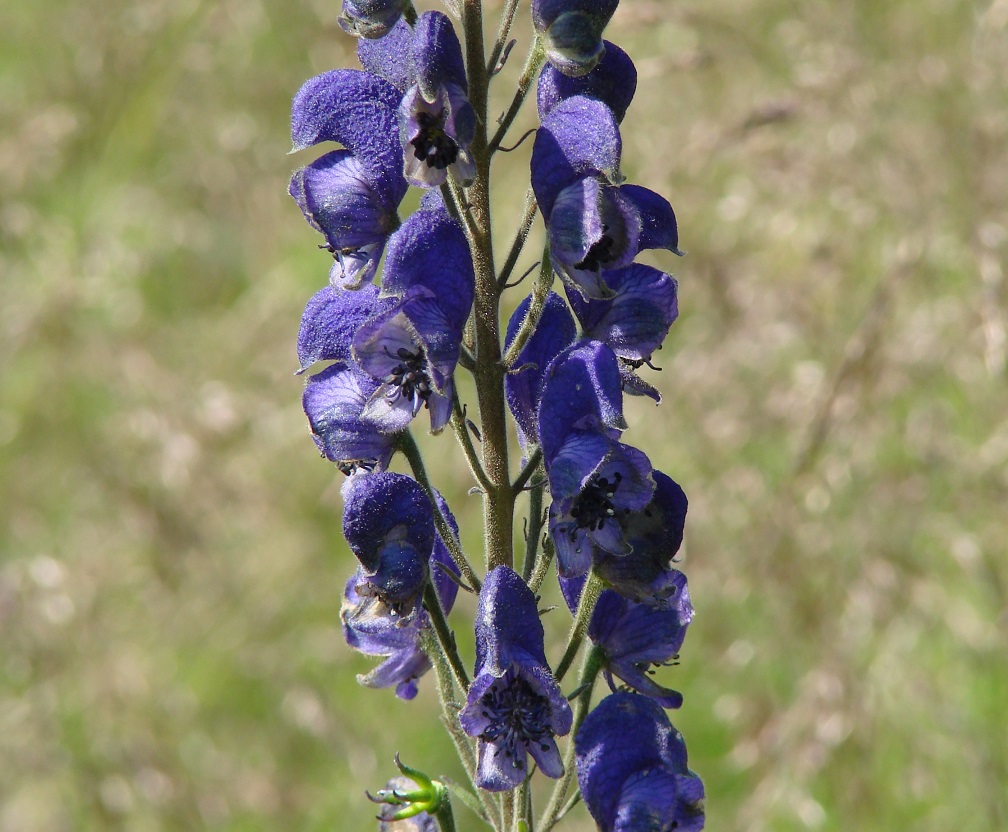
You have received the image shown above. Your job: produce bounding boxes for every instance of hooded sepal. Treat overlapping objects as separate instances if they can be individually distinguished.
[537,39,637,122]
[297,284,394,372]
[338,0,408,39]
[358,17,417,92]
[532,0,620,77]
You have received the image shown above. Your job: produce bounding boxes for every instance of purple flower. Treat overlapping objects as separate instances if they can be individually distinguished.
[532,0,620,77]
[342,497,461,700]
[536,340,627,462]
[531,96,679,299]
[537,40,638,122]
[399,12,476,187]
[592,471,689,607]
[290,69,407,287]
[560,571,693,708]
[504,291,577,447]
[342,472,435,612]
[352,207,474,434]
[358,18,416,93]
[338,0,408,39]
[576,693,705,832]
[546,431,655,577]
[297,284,395,372]
[459,567,573,791]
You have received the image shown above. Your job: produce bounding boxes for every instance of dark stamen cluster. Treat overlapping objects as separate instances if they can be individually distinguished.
[574,224,616,271]
[336,458,380,476]
[478,675,553,769]
[410,110,459,170]
[384,346,432,412]
[571,471,626,532]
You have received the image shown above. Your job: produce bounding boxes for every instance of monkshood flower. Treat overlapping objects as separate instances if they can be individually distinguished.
[341,502,461,699]
[399,12,476,187]
[576,693,705,832]
[560,571,693,708]
[531,96,680,299]
[352,207,474,433]
[592,471,689,607]
[532,0,619,77]
[565,263,679,401]
[338,0,407,39]
[342,472,434,613]
[459,567,573,791]
[537,39,637,122]
[536,339,627,463]
[546,430,655,577]
[290,69,407,287]
[504,291,577,448]
[298,285,400,473]
[358,17,416,94]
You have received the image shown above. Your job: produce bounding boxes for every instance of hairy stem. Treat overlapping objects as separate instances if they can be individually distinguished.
[423,582,470,691]
[521,473,545,583]
[489,39,545,156]
[553,571,604,683]
[452,393,494,493]
[539,646,603,831]
[502,251,554,368]
[423,629,502,830]
[464,0,514,572]
[512,446,543,496]
[487,0,522,75]
[400,431,482,592]
[497,190,539,291]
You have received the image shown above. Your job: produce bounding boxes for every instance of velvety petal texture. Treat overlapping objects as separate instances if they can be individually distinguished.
[537,340,626,460]
[504,291,577,444]
[398,12,476,187]
[302,363,397,474]
[297,284,393,372]
[342,472,434,608]
[532,0,620,76]
[576,693,705,832]
[566,264,679,363]
[358,18,416,92]
[459,567,572,791]
[537,40,637,122]
[561,572,693,708]
[339,0,407,39]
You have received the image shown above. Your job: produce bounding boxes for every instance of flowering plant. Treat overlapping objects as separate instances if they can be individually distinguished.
[288,1,704,828]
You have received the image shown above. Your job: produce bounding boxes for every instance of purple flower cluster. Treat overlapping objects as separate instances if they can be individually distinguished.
[287,1,705,829]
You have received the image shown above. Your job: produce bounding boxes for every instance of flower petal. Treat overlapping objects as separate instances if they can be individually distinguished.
[538,40,637,122]
[357,17,416,92]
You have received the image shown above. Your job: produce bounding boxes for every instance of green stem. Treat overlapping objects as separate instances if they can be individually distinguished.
[452,393,494,493]
[487,0,522,75]
[423,583,470,691]
[489,39,545,156]
[423,629,502,830]
[528,532,554,595]
[521,474,545,583]
[497,191,539,291]
[502,251,554,368]
[512,446,543,496]
[434,801,458,832]
[463,0,514,572]
[399,432,482,592]
[553,571,604,683]
[539,646,604,832]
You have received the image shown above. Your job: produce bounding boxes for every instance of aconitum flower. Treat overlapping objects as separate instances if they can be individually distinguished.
[291,69,407,288]
[342,472,434,613]
[537,39,637,122]
[504,291,577,448]
[592,471,689,607]
[561,571,693,708]
[341,505,461,700]
[352,207,474,433]
[399,12,476,187]
[338,0,408,39]
[576,693,705,832]
[531,96,679,299]
[532,0,619,77]
[459,567,572,791]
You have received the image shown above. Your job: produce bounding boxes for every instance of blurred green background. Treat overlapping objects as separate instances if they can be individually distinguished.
[2,0,1007,829]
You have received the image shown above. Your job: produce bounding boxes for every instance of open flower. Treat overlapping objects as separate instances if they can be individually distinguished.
[576,693,705,832]
[399,12,476,187]
[561,570,693,708]
[459,567,572,791]
[341,494,461,700]
[290,69,407,287]
[531,96,680,299]
[532,0,620,77]
[352,206,474,434]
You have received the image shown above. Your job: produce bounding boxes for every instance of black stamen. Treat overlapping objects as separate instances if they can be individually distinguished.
[410,110,459,170]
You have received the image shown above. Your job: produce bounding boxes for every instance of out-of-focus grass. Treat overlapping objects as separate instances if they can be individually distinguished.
[2,0,1007,829]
